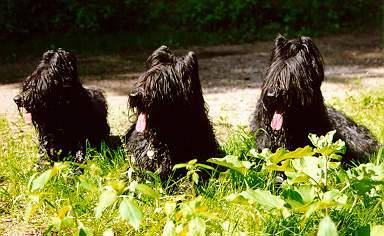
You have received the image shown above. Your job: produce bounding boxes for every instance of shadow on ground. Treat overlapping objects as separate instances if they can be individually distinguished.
[1,32,383,130]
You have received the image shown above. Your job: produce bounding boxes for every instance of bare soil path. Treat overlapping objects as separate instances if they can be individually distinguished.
[1,32,383,136]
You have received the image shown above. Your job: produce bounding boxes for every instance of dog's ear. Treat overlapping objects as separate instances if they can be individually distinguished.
[184,51,198,68]
[299,36,312,44]
[42,50,55,62]
[180,51,199,82]
[156,45,170,53]
[275,34,287,48]
[146,45,173,68]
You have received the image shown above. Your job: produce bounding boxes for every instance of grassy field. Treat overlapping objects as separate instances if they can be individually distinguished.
[0,88,383,235]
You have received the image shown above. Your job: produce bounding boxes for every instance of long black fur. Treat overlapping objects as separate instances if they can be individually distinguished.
[14,48,110,163]
[126,46,218,179]
[251,35,380,163]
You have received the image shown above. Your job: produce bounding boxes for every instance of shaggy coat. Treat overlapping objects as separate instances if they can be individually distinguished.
[126,46,218,179]
[14,49,110,163]
[251,35,379,162]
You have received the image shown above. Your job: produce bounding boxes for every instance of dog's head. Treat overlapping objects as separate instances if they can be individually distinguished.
[128,45,205,132]
[260,35,324,130]
[14,48,81,123]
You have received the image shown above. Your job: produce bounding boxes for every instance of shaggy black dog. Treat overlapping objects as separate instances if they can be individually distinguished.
[126,46,218,179]
[14,49,110,163]
[251,35,380,163]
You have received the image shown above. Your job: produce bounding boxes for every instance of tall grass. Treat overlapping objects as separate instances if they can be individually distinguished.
[0,88,383,235]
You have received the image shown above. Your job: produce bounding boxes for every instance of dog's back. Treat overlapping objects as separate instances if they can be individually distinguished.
[327,107,380,162]
[85,88,110,144]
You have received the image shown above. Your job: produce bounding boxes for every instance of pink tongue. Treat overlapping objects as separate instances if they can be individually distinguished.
[135,113,147,132]
[25,112,32,124]
[271,111,283,131]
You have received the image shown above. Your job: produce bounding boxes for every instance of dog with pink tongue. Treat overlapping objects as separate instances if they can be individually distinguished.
[251,35,379,164]
[125,46,218,180]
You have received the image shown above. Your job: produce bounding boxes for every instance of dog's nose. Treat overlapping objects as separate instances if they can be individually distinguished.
[13,95,22,105]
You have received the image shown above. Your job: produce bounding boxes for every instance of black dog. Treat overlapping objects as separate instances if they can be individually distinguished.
[14,49,110,163]
[251,35,379,163]
[126,46,218,179]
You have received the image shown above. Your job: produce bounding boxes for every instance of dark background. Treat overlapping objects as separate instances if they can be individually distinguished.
[0,0,382,63]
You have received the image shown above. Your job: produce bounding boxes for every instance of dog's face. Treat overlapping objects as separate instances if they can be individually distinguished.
[128,45,203,132]
[260,35,324,130]
[14,49,80,123]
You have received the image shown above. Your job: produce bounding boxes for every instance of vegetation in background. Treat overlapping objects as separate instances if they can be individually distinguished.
[0,89,383,235]
[0,0,382,63]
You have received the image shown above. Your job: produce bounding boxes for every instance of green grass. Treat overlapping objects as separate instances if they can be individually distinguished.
[329,88,384,143]
[0,88,383,235]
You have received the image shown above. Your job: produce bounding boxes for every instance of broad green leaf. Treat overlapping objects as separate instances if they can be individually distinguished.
[164,202,176,216]
[304,194,345,219]
[208,155,253,176]
[135,183,160,199]
[249,148,273,162]
[347,163,384,196]
[315,140,346,157]
[309,131,346,156]
[283,187,317,212]
[79,176,98,193]
[317,216,338,236]
[52,162,68,171]
[119,199,144,230]
[58,205,72,219]
[24,195,39,223]
[282,189,304,208]
[371,225,384,236]
[295,186,316,204]
[77,221,93,236]
[271,146,314,164]
[179,196,204,219]
[163,220,176,236]
[266,160,294,172]
[128,181,138,192]
[62,216,75,227]
[285,172,310,185]
[31,169,53,192]
[226,189,286,210]
[354,225,370,236]
[291,156,323,184]
[103,228,114,236]
[78,227,93,236]
[322,190,347,206]
[187,159,198,165]
[94,188,117,218]
[173,163,188,170]
[27,173,38,190]
[51,216,62,228]
[192,172,199,184]
[187,217,206,236]
[309,131,336,148]
[109,180,126,193]
[195,163,215,170]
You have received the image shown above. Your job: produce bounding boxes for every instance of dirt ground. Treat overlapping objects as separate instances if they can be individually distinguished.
[1,32,383,136]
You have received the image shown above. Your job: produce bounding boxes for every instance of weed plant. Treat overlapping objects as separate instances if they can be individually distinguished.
[0,88,383,235]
